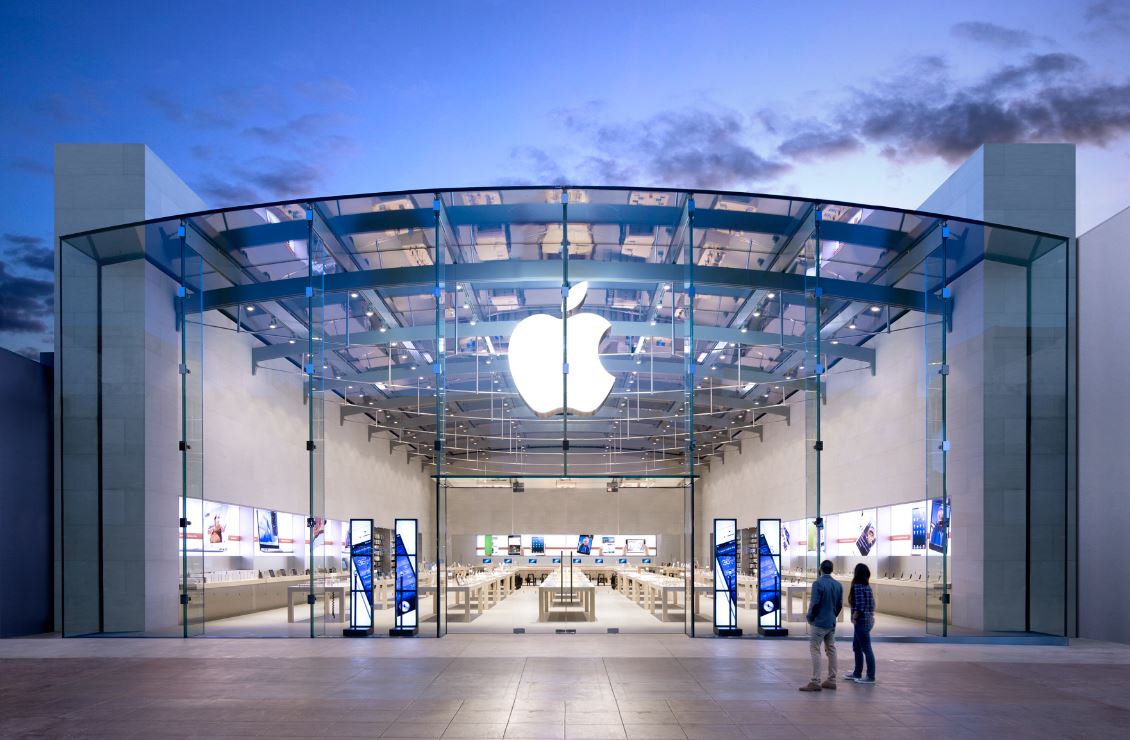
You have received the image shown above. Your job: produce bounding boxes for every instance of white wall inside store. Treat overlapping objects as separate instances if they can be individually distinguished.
[445,486,685,564]
[200,317,434,558]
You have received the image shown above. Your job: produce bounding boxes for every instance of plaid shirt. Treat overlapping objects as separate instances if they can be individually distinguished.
[851,584,875,615]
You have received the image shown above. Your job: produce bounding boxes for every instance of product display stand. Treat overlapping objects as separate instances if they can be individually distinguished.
[713,519,742,637]
[757,517,788,637]
[344,518,374,637]
[389,518,419,637]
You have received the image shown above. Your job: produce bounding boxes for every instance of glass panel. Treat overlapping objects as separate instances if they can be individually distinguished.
[60,238,100,636]
[307,213,329,637]
[181,227,207,636]
[802,211,821,638]
[924,224,948,636]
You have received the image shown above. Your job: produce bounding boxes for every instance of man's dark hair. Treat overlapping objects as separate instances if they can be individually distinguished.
[820,560,834,575]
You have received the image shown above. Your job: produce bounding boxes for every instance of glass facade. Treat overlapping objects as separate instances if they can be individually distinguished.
[57,187,1072,638]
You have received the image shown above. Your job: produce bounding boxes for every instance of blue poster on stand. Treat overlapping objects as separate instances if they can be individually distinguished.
[713,519,739,634]
[392,519,418,635]
[346,518,374,636]
[757,518,786,635]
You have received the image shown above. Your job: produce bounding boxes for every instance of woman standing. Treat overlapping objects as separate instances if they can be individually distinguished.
[845,563,876,684]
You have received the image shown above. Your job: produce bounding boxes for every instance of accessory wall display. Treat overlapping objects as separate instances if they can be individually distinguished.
[758,518,787,636]
[345,518,374,636]
[713,518,741,636]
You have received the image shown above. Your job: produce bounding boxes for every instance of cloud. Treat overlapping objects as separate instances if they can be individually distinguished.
[144,90,234,129]
[243,113,344,145]
[776,125,863,161]
[9,157,52,176]
[821,52,1130,163]
[1084,0,1130,36]
[532,106,789,188]
[950,21,1034,49]
[196,157,325,205]
[0,262,53,334]
[2,233,53,273]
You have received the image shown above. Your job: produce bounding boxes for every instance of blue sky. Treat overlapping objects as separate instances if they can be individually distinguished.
[2,0,1130,356]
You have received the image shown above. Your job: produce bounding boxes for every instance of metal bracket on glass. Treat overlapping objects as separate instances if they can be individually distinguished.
[179,517,190,529]
[306,440,316,451]
[813,440,824,451]
[938,364,950,375]
[178,441,189,452]
[306,593,317,605]
[180,594,190,605]
[307,517,316,529]
[940,440,950,451]
[561,440,570,451]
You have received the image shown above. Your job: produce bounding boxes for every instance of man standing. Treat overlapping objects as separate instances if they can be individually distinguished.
[800,559,843,691]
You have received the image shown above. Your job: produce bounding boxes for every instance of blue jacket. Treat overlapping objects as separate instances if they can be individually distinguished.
[807,574,843,629]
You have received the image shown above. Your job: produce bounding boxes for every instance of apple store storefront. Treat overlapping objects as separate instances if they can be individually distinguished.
[56,186,1073,640]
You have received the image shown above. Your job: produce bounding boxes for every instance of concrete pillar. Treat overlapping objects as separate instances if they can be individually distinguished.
[54,144,205,634]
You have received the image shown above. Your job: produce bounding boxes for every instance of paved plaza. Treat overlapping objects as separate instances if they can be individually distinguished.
[1,635,1127,738]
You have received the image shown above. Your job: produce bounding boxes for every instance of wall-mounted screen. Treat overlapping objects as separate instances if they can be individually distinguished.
[504,558,513,564]
[642,558,652,564]
[625,538,646,555]
[618,558,627,564]
[531,536,545,554]
[572,557,582,564]
[256,509,279,551]
[929,499,948,553]
[482,558,492,564]
[577,534,593,555]
[508,535,521,555]
[552,557,561,564]
[594,558,604,564]
[528,558,538,564]
[912,507,927,550]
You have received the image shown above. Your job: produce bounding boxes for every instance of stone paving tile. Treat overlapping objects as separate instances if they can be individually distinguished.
[0,636,1127,740]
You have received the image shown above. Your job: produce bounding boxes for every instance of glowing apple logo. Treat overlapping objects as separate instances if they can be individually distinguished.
[508,281,614,417]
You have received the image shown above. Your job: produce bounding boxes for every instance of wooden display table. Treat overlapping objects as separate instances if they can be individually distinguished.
[538,573,596,621]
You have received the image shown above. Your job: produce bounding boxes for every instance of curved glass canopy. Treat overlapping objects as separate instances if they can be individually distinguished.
[60,185,1066,480]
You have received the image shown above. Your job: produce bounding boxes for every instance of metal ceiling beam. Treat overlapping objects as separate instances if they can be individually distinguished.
[203,260,942,314]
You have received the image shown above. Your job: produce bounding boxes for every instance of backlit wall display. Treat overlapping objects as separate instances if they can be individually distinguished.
[393,518,418,633]
[348,519,374,633]
[713,518,738,634]
[180,499,242,553]
[758,519,784,633]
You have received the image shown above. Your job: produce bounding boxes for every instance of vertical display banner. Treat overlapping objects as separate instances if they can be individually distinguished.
[713,518,741,636]
[344,518,374,636]
[391,518,418,636]
[758,518,788,636]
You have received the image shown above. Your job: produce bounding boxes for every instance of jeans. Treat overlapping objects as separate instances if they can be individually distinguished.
[809,625,837,682]
[852,615,875,679]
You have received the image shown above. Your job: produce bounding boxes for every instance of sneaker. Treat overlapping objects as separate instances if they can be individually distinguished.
[821,679,837,690]
[842,672,861,681]
[855,677,876,684]
[798,680,822,692]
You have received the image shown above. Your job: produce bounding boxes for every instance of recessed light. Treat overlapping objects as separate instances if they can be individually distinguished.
[767,292,776,299]
[870,305,881,313]
[246,305,255,312]
[365,309,374,317]
[350,292,359,299]
[288,339,296,344]
[849,323,857,330]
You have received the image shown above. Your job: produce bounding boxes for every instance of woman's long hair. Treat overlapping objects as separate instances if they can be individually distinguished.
[848,563,871,608]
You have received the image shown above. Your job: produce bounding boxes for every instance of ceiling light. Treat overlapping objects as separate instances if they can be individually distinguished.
[246,305,255,312]
[470,318,477,326]
[288,339,296,344]
[870,305,881,313]
[365,309,374,317]
[350,292,359,299]
[740,326,748,333]
[767,292,776,299]
[269,321,277,329]
[849,323,857,330]
[379,324,387,333]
